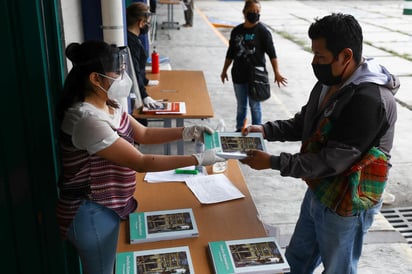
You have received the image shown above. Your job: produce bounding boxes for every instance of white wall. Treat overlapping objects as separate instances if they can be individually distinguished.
[60,0,84,45]
[60,0,84,70]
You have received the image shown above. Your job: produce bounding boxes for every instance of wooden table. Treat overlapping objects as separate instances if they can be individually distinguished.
[117,160,267,273]
[133,70,214,155]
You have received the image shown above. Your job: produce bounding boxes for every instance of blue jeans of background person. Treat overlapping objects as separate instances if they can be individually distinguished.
[67,200,120,274]
[285,188,381,274]
[233,83,261,131]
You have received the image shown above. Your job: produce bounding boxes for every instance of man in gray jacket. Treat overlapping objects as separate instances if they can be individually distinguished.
[241,13,399,274]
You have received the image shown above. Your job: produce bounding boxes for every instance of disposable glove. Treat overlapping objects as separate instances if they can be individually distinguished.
[182,125,214,142]
[143,96,162,109]
[147,80,159,86]
[193,149,226,166]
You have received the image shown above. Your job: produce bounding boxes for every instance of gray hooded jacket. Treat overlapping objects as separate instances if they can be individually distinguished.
[264,58,399,180]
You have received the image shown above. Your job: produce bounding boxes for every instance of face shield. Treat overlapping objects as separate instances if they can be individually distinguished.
[142,12,152,24]
[119,46,143,110]
[99,46,142,110]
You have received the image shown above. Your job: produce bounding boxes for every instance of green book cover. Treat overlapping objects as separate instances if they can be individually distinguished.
[208,241,235,273]
[115,252,135,274]
[204,131,220,151]
[129,212,147,242]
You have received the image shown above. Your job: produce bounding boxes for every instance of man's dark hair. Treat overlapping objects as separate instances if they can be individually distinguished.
[126,2,150,27]
[308,13,363,64]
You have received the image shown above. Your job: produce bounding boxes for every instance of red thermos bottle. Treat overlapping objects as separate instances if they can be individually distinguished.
[151,50,159,74]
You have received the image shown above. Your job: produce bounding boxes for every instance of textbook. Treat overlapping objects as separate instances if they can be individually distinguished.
[204,132,266,159]
[116,246,194,274]
[142,101,186,114]
[129,208,199,244]
[208,237,290,274]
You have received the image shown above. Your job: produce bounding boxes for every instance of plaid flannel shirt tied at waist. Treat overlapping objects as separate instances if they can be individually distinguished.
[305,147,388,216]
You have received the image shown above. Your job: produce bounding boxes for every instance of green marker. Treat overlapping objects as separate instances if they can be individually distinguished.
[175,169,198,175]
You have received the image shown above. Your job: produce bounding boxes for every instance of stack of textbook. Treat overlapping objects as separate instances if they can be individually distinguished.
[208,237,290,274]
[116,208,198,274]
[116,246,194,274]
[116,235,289,274]
[128,208,198,244]
[116,206,289,273]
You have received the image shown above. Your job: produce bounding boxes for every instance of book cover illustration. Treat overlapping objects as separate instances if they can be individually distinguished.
[208,237,290,273]
[129,208,199,244]
[116,246,194,274]
[144,102,169,110]
[142,101,186,114]
[204,132,266,159]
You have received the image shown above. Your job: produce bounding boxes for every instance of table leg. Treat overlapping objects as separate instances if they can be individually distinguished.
[163,119,172,155]
[168,4,172,25]
[170,4,174,25]
[176,118,184,155]
[161,3,180,30]
[161,118,184,155]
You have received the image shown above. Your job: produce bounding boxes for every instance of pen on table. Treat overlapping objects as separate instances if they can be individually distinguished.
[155,99,168,102]
[175,169,199,175]
[242,118,247,134]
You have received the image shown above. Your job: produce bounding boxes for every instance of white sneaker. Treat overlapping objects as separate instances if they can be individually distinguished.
[382,190,395,205]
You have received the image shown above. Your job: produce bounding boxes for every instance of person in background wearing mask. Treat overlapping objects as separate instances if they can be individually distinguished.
[240,13,399,273]
[220,0,287,132]
[126,2,159,126]
[137,0,157,55]
[55,40,224,274]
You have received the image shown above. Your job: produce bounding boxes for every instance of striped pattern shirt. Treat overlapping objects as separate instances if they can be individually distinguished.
[56,103,137,238]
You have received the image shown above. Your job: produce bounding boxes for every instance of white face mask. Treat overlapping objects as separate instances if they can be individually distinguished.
[97,72,132,99]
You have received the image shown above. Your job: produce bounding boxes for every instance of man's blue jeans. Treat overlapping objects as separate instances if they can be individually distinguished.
[233,83,262,131]
[67,200,120,274]
[285,188,381,274]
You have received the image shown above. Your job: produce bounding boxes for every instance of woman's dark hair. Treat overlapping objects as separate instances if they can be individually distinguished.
[308,13,363,64]
[126,2,150,27]
[56,40,119,121]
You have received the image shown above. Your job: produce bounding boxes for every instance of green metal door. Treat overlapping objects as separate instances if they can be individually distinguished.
[1,0,79,273]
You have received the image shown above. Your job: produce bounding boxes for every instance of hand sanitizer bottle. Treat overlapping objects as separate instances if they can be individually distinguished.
[213,119,228,173]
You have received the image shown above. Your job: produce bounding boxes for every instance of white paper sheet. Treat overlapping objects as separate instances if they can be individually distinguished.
[144,166,206,183]
[184,174,245,204]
